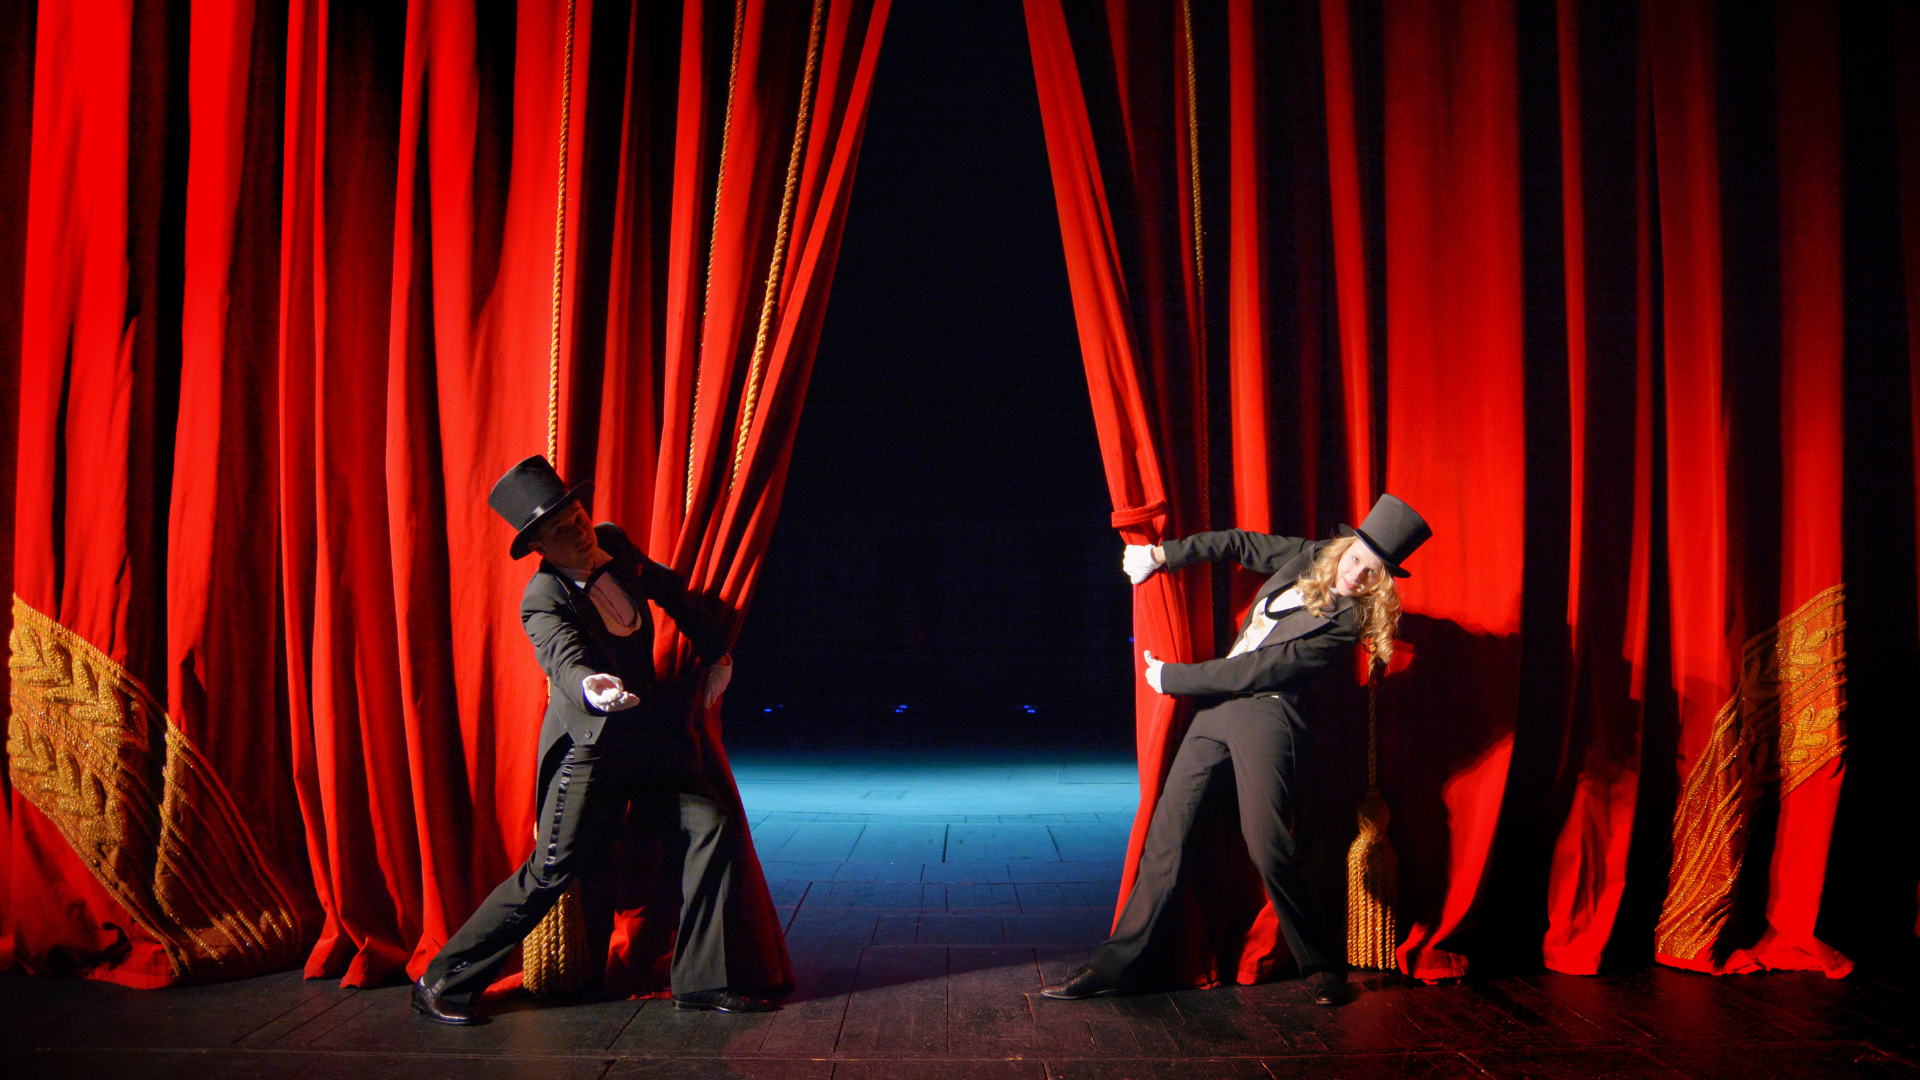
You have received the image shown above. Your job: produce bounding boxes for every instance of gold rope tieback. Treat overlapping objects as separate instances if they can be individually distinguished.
[1347,669,1397,970]
[523,881,589,997]
[527,0,586,999]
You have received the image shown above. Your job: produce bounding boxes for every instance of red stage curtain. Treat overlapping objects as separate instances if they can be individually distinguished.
[1318,0,1375,532]
[1645,0,1851,979]
[0,0,30,973]
[606,0,890,996]
[1746,0,1849,979]
[7,0,312,987]
[1540,0,1656,976]
[3,0,883,993]
[2,0,1908,991]
[1900,0,1920,945]
[1373,0,1527,983]
[1026,0,1892,985]
[1026,0,1266,988]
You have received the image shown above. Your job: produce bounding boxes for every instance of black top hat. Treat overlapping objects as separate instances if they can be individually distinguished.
[1340,493,1432,578]
[489,455,594,559]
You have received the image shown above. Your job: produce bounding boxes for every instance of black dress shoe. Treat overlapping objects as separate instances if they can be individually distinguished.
[1312,969,1351,1007]
[673,988,777,1013]
[411,979,483,1025]
[1041,965,1122,1000]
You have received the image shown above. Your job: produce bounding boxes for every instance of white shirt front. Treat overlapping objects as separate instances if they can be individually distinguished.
[1225,586,1305,658]
[558,549,643,637]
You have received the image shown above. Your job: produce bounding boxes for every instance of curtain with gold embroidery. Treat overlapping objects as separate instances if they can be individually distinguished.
[2,0,887,993]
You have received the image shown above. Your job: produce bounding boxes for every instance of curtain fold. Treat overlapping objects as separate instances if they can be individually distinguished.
[1900,0,1920,948]
[1374,0,1526,983]
[607,0,890,996]
[1539,0,1654,977]
[1024,0,1892,985]
[1026,0,1269,989]
[2,0,1911,992]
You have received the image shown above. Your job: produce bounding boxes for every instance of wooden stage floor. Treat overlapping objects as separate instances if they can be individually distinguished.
[2,746,1915,1079]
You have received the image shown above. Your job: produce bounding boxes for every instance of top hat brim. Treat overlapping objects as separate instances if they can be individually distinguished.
[1337,524,1412,578]
[508,480,594,560]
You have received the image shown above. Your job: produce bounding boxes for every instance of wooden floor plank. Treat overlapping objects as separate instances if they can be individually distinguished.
[1645,1039,1920,1079]
[849,824,949,863]
[946,882,1022,911]
[835,946,950,1056]
[948,824,1061,862]
[1262,1051,1493,1079]
[1047,823,1132,863]
[1461,1045,1688,1079]
[818,881,928,909]
[1045,1058,1278,1079]
[770,823,868,862]
[833,1061,1046,1080]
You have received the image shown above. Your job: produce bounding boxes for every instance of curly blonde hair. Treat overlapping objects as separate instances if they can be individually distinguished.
[1295,535,1401,669]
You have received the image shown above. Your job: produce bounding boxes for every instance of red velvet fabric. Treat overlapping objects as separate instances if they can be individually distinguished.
[1539,0,1656,976]
[1318,0,1375,529]
[0,0,30,976]
[1024,0,1251,988]
[2,0,884,992]
[1374,0,1527,984]
[1901,0,1920,945]
[1,0,1907,991]
[1748,0,1848,980]
[6,0,224,985]
[1026,0,1887,984]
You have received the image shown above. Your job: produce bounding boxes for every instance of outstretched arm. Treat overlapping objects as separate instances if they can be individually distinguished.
[1160,530,1314,575]
[1156,619,1358,696]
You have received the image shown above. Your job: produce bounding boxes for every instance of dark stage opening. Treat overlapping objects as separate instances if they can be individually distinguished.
[726,0,1134,751]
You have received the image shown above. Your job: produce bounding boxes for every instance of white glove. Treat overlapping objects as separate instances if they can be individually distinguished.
[1143,649,1166,694]
[582,673,640,712]
[701,656,733,708]
[1123,544,1165,585]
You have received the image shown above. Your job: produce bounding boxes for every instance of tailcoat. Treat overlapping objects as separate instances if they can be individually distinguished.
[1089,529,1358,984]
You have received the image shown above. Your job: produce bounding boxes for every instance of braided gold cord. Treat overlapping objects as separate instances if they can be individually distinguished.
[528,0,585,998]
[688,0,750,513]
[730,0,826,486]
[1180,0,1203,305]
[1346,668,1397,970]
[547,0,578,464]
[523,881,589,997]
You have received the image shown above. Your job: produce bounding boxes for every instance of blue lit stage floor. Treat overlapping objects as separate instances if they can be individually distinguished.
[734,747,1136,981]
[3,744,1916,1080]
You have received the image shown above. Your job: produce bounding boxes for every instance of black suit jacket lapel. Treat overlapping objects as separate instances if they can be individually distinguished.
[546,563,623,664]
[1233,548,1317,640]
[1262,595,1352,645]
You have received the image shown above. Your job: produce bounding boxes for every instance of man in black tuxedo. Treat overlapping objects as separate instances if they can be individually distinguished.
[411,455,773,1023]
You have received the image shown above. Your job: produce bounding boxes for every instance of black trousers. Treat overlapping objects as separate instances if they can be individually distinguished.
[1088,695,1341,983]
[421,737,736,1003]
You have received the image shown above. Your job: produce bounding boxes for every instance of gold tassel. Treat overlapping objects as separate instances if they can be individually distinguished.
[1346,671,1398,970]
[523,881,590,998]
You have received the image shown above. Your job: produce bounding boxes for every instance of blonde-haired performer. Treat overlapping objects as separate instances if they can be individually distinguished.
[1044,495,1430,1007]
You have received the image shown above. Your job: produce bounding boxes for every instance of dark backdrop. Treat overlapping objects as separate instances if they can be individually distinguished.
[724,0,1136,748]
